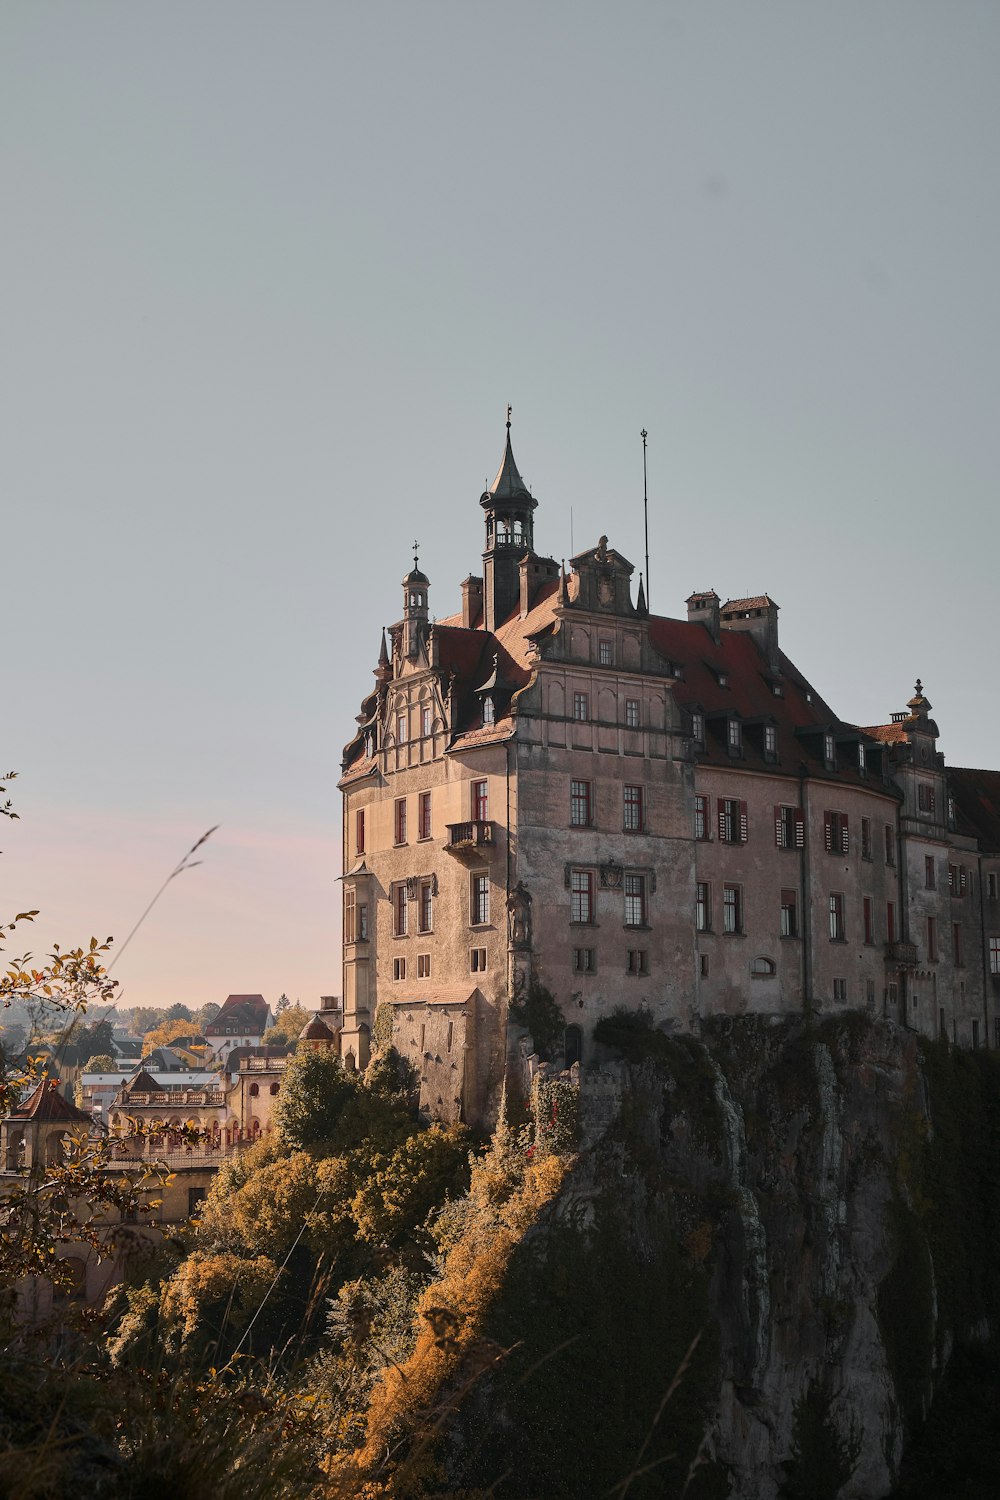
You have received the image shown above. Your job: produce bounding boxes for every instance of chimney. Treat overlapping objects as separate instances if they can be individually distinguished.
[461,575,484,629]
[519,553,559,617]
[686,590,721,644]
[720,595,780,671]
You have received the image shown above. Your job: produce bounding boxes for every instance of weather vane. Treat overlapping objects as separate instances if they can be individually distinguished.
[412,540,420,570]
[506,403,512,430]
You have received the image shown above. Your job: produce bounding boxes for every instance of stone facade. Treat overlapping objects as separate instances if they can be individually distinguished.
[340,424,1000,1123]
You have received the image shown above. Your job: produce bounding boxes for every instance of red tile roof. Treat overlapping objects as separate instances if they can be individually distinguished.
[721,595,778,613]
[10,1080,92,1124]
[342,578,889,791]
[205,995,269,1035]
[862,721,912,744]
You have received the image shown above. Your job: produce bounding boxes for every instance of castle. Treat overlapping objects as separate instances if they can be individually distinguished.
[339,420,1000,1125]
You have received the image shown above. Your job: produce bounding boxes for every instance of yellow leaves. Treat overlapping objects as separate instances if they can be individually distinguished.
[160,1250,279,1345]
[337,1143,572,1485]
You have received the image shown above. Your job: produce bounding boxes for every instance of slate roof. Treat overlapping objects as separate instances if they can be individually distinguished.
[948,768,1000,852]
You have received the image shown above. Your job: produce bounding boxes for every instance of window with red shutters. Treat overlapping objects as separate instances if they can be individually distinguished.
[719,798,748,844]
[824,810,849,855]
[775,805,804,849]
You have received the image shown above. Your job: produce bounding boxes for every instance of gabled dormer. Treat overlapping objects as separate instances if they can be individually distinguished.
[569,536,637,616]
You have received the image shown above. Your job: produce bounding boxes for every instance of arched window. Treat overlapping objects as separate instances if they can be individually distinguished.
[270,1082,279,1096]
[750,956,776,977]
[249,1082,259,1097]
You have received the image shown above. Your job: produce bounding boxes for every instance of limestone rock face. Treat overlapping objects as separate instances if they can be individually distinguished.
[573,1017,995,1500]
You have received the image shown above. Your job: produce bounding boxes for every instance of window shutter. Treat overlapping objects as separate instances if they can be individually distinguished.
[824,811,832,852]
[718,802,726,841]
[739,802,748,843]
[795,809,805,848]
[843,815,850,854]
[774,806,783,847]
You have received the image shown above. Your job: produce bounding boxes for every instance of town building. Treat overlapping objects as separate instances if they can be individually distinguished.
[203,993,272,1061]
[339,420,1000,1124]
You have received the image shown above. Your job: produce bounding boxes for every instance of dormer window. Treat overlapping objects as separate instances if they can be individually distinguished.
[691,711,704,746]
[824,733,835,766]
[772,683,784,698]
[857,743,867,772]
[728,719,742,754]
[718,672,729,689]
[482,697,495,725]
[764,726,777,758]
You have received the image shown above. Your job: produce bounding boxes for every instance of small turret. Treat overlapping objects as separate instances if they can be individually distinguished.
[480,408,539,631]
[402,543,429,659]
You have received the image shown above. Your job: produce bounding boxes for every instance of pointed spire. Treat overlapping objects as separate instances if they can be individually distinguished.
[483,406,533,504]
[636,572,648,616]
[557,559,568,606]
[378,628,389,667]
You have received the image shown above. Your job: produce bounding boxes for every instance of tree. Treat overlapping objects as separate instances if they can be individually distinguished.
[130,1006,166,1035]
[194,1001,220,1030]
[264,1004,311,1046]
[82,1053,118,1074]
[1,772,164,1295]
[273,1048,360,1151]
[74,1017,116,1059]
[141,1019,206,1056]
[165,1003,193,1024]
[275,993,291,1015]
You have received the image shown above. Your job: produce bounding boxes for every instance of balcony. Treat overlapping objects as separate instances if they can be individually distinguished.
[446,820,497,856]
[885,941,918,968]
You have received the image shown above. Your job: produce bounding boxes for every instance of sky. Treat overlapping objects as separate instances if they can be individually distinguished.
[2,2,998,1014]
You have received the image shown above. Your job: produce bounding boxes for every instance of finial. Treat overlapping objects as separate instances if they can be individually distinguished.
[506,403,512,432]
[412,539,420,571]
[641,428,647,446]
[914,677,923,696]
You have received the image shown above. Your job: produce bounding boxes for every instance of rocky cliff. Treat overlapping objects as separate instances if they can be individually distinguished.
[451,1014,1000,1499]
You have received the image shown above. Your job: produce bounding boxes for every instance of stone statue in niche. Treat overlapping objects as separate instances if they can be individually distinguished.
[507,881,533,950]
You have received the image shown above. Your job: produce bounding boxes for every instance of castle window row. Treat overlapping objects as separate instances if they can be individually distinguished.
[570,948,660,976]
[694,797,895,862]
[390,878,436,937]
[567,867,649,928]
[694,885,906,948]
[372,783,492,855]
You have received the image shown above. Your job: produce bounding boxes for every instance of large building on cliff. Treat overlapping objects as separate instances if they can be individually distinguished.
[338,422,1000,1124]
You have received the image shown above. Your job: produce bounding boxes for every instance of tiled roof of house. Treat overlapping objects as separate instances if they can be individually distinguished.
[204,995,269,1035]
[861,722,912,745]
[721,595,778,613]
[302,1016,336,1041]
[9,1080,92,1124]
